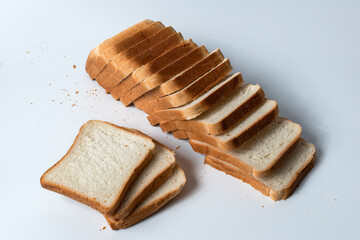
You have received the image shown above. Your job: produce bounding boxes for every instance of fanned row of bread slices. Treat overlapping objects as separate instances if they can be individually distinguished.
[86,19,316,202]
[41,120,186,230]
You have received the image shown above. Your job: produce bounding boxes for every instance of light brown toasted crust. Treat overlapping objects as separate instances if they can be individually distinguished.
[146,73,243,125]
[143,59,233,114]
[170,101,279,151]
[86,20,156,80]
[133,49,225,110]
[119,46,210,106]
[159,86,265,135]
[97,26,176,92]
[40,120,155,215]
[110,40,197,99]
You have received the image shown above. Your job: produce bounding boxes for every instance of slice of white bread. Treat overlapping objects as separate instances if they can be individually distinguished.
[96,26,177,92]
[40,120,155,214]
[172,100,279,151]
[188,118,301,177]
[120,46,210,106]
[205,138,316,201]
[86,20,162,80]
[110,40,198,99]
[159,84,265,135]
[142,58,233,114]
[105,165,186,229]
[111,141,176,220]
[147,73,243,125]
[133,49,225,110]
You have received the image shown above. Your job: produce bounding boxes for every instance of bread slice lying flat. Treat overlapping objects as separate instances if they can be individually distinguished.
[173,99,279,151]
[159,84,265,135]
[110,141,176,220]
[133,49,225,110]
[143,58,233,114]
[188,118,301,178]
[40,120,155,214]
[110,40,197,99]
[97,26,177,92]
[120,46,209,106]
[86,20,162,80]
[205,138,316,201]
[147,73,243,125]
[105,165,186,229]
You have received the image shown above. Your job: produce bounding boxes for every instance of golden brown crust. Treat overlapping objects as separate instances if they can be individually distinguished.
[40,120,155,215]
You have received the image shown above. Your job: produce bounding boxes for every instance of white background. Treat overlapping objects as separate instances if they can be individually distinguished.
[1,0,359,239]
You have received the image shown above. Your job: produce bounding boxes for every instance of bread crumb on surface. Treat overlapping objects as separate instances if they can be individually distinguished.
[52,99,54,102]
[334,198,337,201]
[176,146,180,150]
[30,102,33,105]
[262,205,264,208]
[73,64,76,69]
[75,91,79,94]
[72,103,76,107]
[48,83,51,86]
[26,51,30,54]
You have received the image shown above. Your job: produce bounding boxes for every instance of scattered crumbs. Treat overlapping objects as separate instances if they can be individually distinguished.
[114,110,118,113]
[60,102,63,104]
[334,198,337,201]
[30,102,33,105]
[67,94,70,96]
[262,205,264,208]
[73,64,77,69]
[86,91,89,93]
[48,83,51,86]
[75,82,79,85]
[176,146,180,150]
[75,91,79,94]
[52,99,55,102]
[125,145,128,147]
[26,51,30,54]
[72,103,76,107]
[103,226,106,230]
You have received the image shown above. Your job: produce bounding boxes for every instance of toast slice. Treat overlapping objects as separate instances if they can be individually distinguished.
[110,141,176,220]
[86,20,163,80]
[119,46,210,106]
[133,49,225,110]
[205,138,316,201]
[142,58,233,114]
[147,73,243,125]
[188,118,302,177]
[159,84,265,135]
[96,26,177,91]
[110,40,198,99]
[105,165,186,229]
[40,120,155,215]
[172,100,279,151]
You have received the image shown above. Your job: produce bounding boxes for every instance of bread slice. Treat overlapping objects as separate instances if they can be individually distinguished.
[188,118,301,177]
[110,141,176,220]
[40,120,155,214]
[147,73,243,125]
[172,100,279,151]
[110,40,198,99]
[119,46,210,106]
[133,49,225,110]
[86,20,163,80]
[142,58,233,114]
[96,26,177,91]
[205,138,316,201]
[105,165,186,229]
[159,84,265,135]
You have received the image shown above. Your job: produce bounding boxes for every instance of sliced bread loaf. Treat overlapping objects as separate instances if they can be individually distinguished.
[120,46,210,106]
[142,58,233,114]
[205,138,316,201]
[188,118,301,177]
[40,120,155,214]
[172,100,279,151]
[105,165,186,229]
[96,26,177,91]
[86,20,162,80]
[133,49,225,110]
[147,73,243,125]
[159,84,265,135]
[110,39,198,99]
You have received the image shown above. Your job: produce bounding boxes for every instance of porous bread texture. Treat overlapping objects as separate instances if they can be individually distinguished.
[159,84,265,135]
[133,49,225,110]
[205,138,316,201]
[146,73,243,125]
[105,165,186,229]
[110,39,197,100]
[86,20,159,80]
[40,120,155,214]
[111,142,176,220]
[188,118,302,177]
[172,99,279,150]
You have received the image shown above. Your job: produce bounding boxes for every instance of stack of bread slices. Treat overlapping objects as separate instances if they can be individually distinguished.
[86,19,316,201]
[41,120,186,230]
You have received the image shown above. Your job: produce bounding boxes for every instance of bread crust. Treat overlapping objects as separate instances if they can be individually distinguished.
[159,85,265,135]
[40,120,155,215]
[146,73,243,125]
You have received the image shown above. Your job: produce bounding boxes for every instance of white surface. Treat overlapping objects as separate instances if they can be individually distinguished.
[1,0,359,239]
